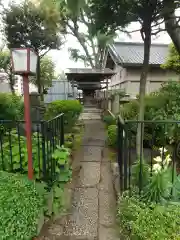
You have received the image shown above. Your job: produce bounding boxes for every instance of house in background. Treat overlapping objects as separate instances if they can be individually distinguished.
[0,73,37,95]
[106,42,179,99]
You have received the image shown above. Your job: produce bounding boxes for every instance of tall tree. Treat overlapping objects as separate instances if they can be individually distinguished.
[162,0,180,54]
[3,0,63,99]
[39,0,120,68]
[30,56,56,88]
[90,0,162,156]
[0,50,17,94]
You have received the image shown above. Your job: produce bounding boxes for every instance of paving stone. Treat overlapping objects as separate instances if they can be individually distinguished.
[64,188,98,238]
[80,146,102,162]
[99,226,120,240]
[98,162,114,192]
[78,162,100,187]
[99,190,116,227]
[48,224,64,236]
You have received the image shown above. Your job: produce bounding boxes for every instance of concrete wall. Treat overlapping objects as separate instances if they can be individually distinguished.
[110,65,179,98]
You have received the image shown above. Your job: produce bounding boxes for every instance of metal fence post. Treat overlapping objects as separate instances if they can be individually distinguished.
[41,121,47,180]
[117,118,124,193]
[123,123,128,191]
[60,114,64,146]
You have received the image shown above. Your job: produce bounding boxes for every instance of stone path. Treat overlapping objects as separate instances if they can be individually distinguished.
[39,118,119,240]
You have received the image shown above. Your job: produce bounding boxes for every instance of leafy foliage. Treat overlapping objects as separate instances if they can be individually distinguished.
[89,0,132,34]
[3,1,62,53]
[0,171,44,239]
[118,147,180,239]
[0,130,72,182]
[39,0,116,68]
[161,43,180,74]
[0,130,47,179]
[30,56,56,88]
[44,100,83,132]
[131,148,180,203]
[103,115,116,128]
[51,145,72,215]
[120,81,180,146]
[118,195,180,240]
[131,160,150,189]
[0,128,73,217]
[107,125,117,149]
[64,125,84,150]
[0,93,23,121]
[0,50,17,93]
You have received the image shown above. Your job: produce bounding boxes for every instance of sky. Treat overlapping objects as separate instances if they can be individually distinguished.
[48,24,171,74]
[2,0,172,75]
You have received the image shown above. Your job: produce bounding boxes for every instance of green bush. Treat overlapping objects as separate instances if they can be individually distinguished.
[103,115,116,127]
[120,81,180,147]
[118,195,180,240]
[0,171,44,239]
[0,93,23,121]
[107,125,117,148]
[44,100,83,132]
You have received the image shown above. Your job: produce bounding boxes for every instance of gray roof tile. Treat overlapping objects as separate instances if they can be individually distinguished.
[109,42,169,65]
[66,68,115,74]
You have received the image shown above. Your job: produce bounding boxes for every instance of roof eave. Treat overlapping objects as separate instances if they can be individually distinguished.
[108,45,122,65]
[122,63,163,67]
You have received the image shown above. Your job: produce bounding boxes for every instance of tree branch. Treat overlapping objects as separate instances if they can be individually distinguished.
[39,49,50,58]
[67,21,95,68]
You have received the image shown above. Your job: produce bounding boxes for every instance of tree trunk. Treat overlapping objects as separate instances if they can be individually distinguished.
[136,26,151,158]
[37,56,44,101]
[9,70,15,94]
[9,82,15,94]
[162,2,180,54]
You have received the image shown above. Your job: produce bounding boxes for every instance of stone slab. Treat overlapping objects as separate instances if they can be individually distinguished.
[98,162,113,192]
[99,225,120,240]
[99,190,116,227]
[80,146,102,162]
[64,188,98,238]
[78,162,100,187]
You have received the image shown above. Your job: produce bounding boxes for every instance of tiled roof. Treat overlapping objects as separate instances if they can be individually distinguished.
[66,68,115,75]
[109,42,169,66]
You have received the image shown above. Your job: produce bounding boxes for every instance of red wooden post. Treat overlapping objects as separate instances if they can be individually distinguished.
[23,74,33,180]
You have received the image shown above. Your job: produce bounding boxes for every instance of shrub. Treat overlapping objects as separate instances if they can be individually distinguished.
[44,100,83,132]
[107,125,117,149]
[0,171,44,239]
[120,81,180,147]
[103,115,116,127]
[0,93,23,121]
[118,195,180,240]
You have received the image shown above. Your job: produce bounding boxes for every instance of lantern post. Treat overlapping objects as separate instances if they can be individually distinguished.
[11,48,38,180]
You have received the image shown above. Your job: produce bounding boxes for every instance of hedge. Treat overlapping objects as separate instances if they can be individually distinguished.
[44,100,83,132]
[0,171,44,239]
